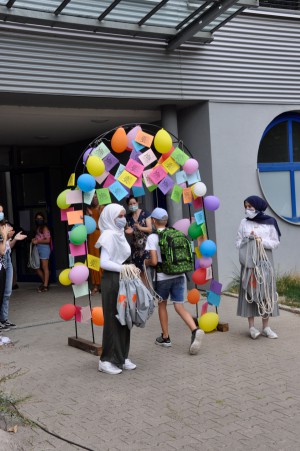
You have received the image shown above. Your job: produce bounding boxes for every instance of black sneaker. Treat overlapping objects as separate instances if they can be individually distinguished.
[155,334,172,347]
[1,320,16,329]
[0,322,10,332]
[189,328,204,355]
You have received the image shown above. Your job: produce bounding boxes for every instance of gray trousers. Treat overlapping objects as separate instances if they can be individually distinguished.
[101,270,130,368]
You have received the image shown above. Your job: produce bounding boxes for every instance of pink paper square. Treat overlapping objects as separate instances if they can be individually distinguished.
[125,159,144,178]
[133,175,143,187]
[69,242,87,257]
[60,207,74,221]
[103,174,115,188]
[193,197,203,209]
[149,166,167,184]
[66,190,83,204]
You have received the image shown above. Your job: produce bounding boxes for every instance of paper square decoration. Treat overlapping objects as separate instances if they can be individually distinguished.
[94,171,109,185]
[132,185,145,197]
[72,281,89,299]
[66,189,83,204]
[125,159,145,178]
[87,254,100,271]
[132,140,145,151]
[67,173,75,187]
[158,175,175,195]
[138,148,157,167]
[69,242,87,257]
[176,170,187,184]
[194,210,205,225]
[83,189,95,205]
[143,168,156,188]
[182,188,193,204]
[149,166,167,184]
[61,207,74,221]
[186,170,201,186]
[162,157,180,175]
[147,184,157,192]
[67,210,84,225]
[171,147,190,166]
[133,175,143,187]
[96,188,111,205]
[193,196,203,209]
[207,290,221,307]
[92,142,110,159]
[117,170,137,188]
[135,130,154,148]
[129,149,142,162]
[114,164,125,179]
[103,153,119,172]
[210,279,222,295]
[109,181,128,201]
[171,185,183,203]
[103,174,116,188]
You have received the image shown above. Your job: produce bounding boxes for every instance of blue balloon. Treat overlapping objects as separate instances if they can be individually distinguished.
[77,174,96,193]
[200,239,217,257]
[84,215,97,234]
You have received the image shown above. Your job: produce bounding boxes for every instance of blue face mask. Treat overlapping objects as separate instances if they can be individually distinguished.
[0,212,4,221]
[115,217,127,229]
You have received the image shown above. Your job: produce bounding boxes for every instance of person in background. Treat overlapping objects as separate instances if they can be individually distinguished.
[95,204,136,375]
[32,212,51,293]
[236,195,281,340]
[125,195,151,283]
[86,193,104,295]
[0,215,8,334]
[0,205,27,331]
[145,207,204,355]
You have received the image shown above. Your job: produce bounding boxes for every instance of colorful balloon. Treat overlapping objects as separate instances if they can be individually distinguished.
[192,268,208,285]
[173,218,191,236]
[92,307,104,326]
[187,289,200,304]
[204,195,220,211]
[198,312,219,333]
[57,189,71,210]
[126,125,142,150]
[86,156,105,177]
[69,265,89,285]
[84,215,97,234]
[198,257,212,268]
[183,158,199,174]
[59,268,72,286]
[69,225,87,245]
[200,240,217,258]
[59,304,76,321]
[111,127,127,153]
[193,182,207,197]
[154,128,173,154]
[188,222,203,239]
[77,174,96,193]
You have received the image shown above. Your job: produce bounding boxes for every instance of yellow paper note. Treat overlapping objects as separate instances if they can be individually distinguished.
[67,173,76,187]
[118,170,137,188]
[195,247,201,258]
[162,157,180,175]
[87,254,100,271]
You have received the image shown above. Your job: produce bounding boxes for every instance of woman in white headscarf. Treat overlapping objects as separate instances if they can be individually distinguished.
[95,203,137,375]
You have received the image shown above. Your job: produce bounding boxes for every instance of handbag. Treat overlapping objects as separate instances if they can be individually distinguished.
[239,236,256,268]
[27,243,40,270]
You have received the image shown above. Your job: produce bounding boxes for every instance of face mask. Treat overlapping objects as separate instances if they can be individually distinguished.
[129,205,138,212]
[0,212,4,221]
[245,209,257,219]
[115,217,127,229]
[35,219,44,226]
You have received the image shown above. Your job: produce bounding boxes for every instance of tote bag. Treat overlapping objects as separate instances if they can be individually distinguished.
[27,243,40,270]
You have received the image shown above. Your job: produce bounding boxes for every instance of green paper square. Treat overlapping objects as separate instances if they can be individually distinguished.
[171,185,183,203]
[147,184,158,192]
[96,188,111,205]
[171,147,190,166]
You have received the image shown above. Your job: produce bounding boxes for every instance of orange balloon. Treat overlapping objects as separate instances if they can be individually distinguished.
[111,127,127,153]
[187,289,200,304]
[92,307,104,326]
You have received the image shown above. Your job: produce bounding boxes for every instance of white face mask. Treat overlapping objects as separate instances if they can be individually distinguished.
[115,217,127,229]
[129,205,138,212]
[245,209,258,219]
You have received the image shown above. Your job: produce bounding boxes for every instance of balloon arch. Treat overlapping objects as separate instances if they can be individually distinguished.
[56,123,222,346]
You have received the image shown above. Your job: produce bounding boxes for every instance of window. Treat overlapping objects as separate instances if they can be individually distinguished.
[257,113,300,224]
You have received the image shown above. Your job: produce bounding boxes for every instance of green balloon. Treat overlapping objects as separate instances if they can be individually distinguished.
[57,189,71,210]
[188,222,203,239]
[69,225,87,245]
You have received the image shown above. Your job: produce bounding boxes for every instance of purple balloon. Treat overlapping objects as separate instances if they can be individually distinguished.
[198,257,212,268]
[204,195,220,211]
[83,147,93,163]
[69,265,89,285]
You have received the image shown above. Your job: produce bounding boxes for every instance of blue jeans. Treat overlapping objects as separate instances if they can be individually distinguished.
[0,252,13,322]
[155,276,185,303]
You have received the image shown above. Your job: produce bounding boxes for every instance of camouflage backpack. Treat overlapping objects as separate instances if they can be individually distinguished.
[156,228,194,275]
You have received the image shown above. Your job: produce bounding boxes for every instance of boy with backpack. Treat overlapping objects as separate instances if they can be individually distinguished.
[145,207,204,355]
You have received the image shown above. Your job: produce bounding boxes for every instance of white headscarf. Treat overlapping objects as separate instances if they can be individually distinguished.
[95,203,131,265]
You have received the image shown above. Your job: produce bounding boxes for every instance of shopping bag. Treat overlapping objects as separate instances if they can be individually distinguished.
[27,243,40,270]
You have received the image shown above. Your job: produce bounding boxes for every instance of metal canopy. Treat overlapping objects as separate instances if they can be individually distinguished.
[0,0,258,50]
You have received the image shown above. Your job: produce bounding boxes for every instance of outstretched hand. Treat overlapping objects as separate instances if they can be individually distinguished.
[15,231,27,241]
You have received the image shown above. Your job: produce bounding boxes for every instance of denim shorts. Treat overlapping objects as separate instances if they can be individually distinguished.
[37,244,51,260]
[156,276,185,303]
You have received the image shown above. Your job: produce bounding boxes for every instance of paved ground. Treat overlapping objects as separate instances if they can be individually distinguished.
[0,283,300,451]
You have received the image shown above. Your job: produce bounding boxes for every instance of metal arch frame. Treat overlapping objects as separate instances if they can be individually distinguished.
[2,0,258,49]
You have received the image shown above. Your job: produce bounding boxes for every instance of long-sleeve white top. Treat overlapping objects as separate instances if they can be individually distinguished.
[236,218,280,250]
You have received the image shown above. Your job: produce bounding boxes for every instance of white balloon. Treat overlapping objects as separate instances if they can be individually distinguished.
[193,182,207,197]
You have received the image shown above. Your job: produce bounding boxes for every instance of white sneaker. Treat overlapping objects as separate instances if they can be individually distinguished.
[123,359,137,370]
[98,360,122,375]
[262,327,278,339]
[189,329,204,355]
[249,327,261,339]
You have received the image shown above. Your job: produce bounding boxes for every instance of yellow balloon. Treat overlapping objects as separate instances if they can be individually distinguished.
[86,156,105,177]
[154,128,173,154]
[198,312,219,333]
[57,189,71,210]
[59,268,72,286]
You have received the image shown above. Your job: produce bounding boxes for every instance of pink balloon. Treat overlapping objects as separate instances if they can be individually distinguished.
[204,195,220,211]
[172,218,191,236]
[126,125,142,150]
[198,257,212,268]
[201,301,209,316]
[69,265,89,285]
[183,158,199,175]
[83,147,93,163]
